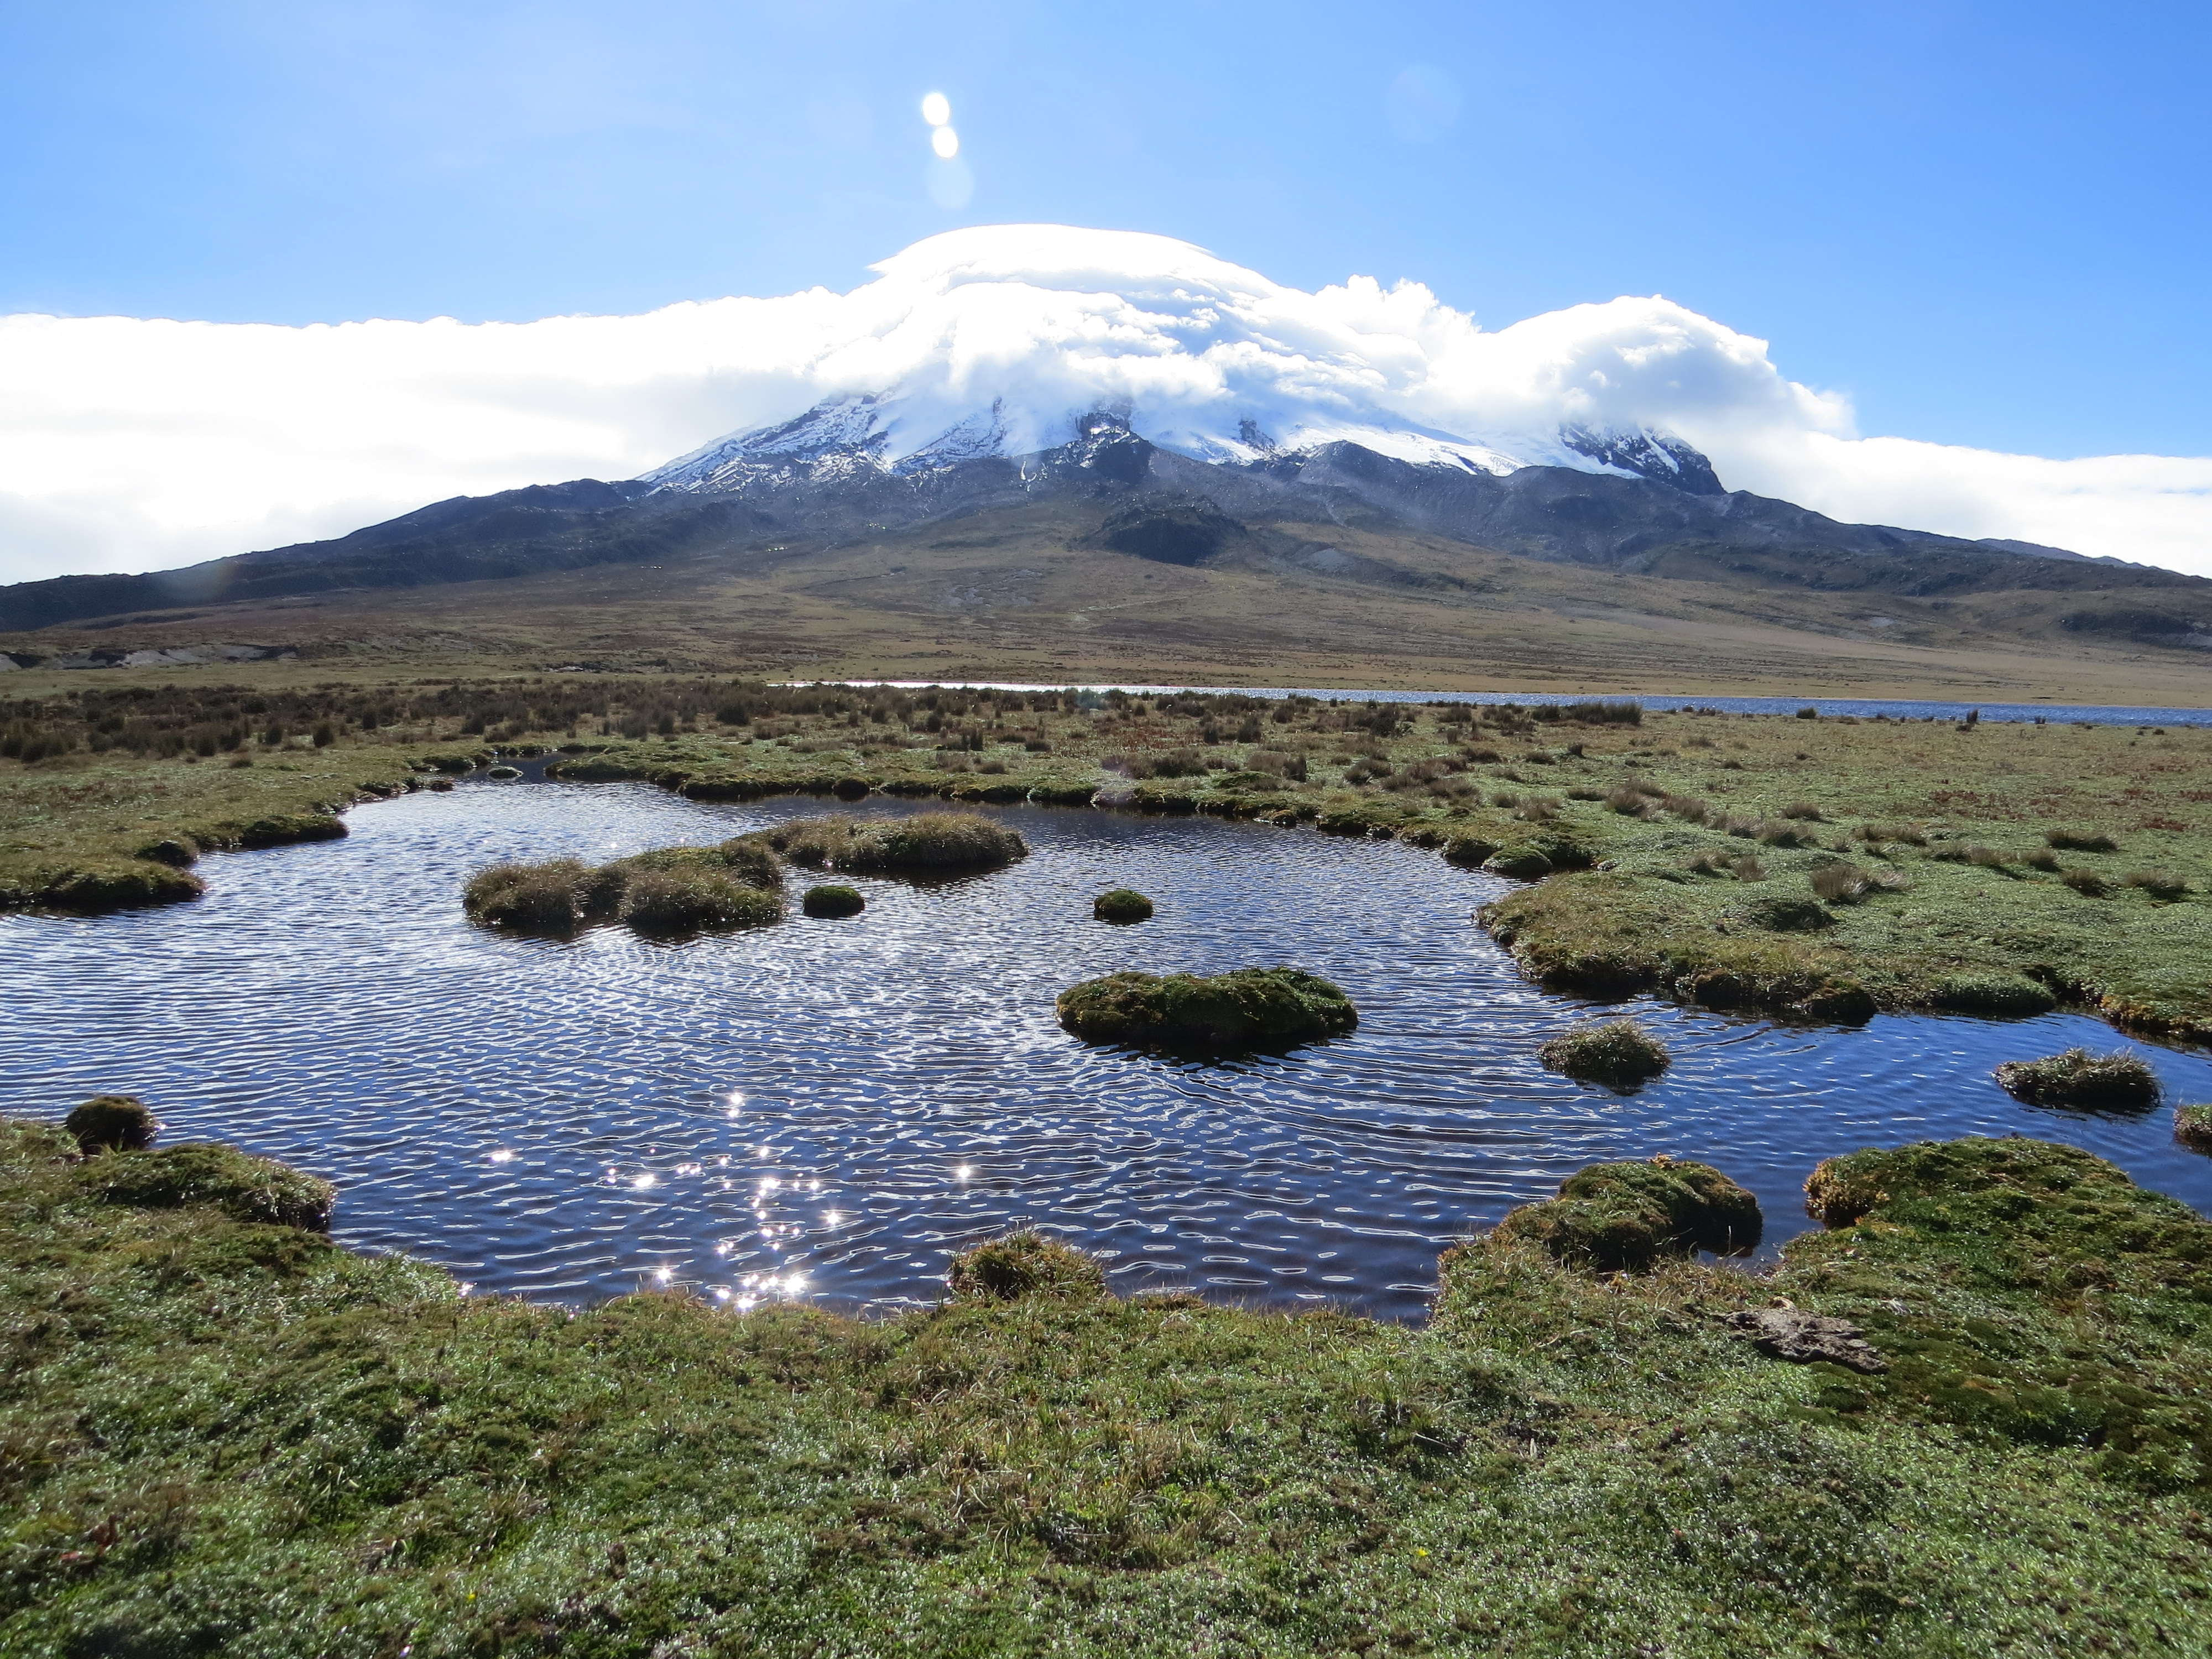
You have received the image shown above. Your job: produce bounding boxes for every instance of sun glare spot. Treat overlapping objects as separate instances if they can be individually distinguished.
[920,91,951,127]
[487,1149,515,1163]
[931,125,960,159]
[632,1173,656,1191]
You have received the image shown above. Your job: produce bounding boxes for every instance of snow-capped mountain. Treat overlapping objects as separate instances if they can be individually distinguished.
[633,224,1739,502]
[640,393,1725,501]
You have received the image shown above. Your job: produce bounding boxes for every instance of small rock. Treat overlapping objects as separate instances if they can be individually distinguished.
[1721,1306,1887,1374]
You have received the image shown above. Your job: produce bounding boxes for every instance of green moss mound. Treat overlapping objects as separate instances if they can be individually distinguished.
[464,838,783,937]
[946,1231,1108,1302]
[74,1142,335,1230]
[1537,1019,1671,1087]
[1092,888,1154,924]
[28,861,206,912]
[1056,967,1358,1052]
[1994,1047,2163,1112]
[1493,1156,1762,1270]
[801,884,866,918]
[62,1094,156,1153]
[1504,1159,1761,1274]
[2177,1105,2212,1154]
[1480,843,1553,880]
[1932,974,2059,1016]
[760,811,1027,875]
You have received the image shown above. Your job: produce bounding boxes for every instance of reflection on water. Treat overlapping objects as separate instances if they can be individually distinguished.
[4,781,2209,1322]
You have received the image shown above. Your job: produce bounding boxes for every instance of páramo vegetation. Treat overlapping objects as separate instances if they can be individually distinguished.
[801,884,866,919]
[1490,1155,1762,1271]
[1993,1047,2165,1112]
[754,811,1027,876]
[1092,888,1154,924]
[464,837,783,938]
[1056,967,1357,1053]
[14,1112,2212,1652]
[1537,1019,1672,1087]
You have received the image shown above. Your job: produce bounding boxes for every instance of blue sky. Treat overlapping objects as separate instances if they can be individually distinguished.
[4,0,2207,462]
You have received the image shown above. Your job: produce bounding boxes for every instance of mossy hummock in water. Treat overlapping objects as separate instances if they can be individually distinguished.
[946,1231,1108,1301]
[2177,1105,2212,1154]
[757,811,1027,875]
[1994,1047,2163,1112]
[801,884,866,918]
[1092,888,1154,924]
[1493,1155,1762,1271]
[63,1094,156,1153]
[1537,1019,1671,1087]
[1056,966,1358,1052]
[463,837,783,938]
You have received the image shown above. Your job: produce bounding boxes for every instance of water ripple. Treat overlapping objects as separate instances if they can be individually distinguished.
[3,780,2210,1322]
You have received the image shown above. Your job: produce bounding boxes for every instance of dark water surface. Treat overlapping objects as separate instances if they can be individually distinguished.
[6,781,2211,1322]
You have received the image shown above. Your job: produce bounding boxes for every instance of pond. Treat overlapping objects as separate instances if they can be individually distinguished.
[5,780,2211,1322]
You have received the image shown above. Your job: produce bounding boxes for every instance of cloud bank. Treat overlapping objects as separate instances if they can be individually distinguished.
[3,223,2208,585]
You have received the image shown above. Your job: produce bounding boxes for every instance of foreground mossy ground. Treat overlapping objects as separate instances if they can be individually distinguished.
[7,1118,2212,1656]
[2,675,2206,1036]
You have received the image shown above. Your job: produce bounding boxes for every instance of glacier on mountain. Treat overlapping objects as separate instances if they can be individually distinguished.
[639,226,1746,497]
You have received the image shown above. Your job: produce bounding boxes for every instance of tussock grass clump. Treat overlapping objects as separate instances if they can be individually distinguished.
[1741,894,1835,932]
[619,867,780,935]
[1809,863,1871,903]
[1056,967,1358,1052]
[801,884,865,918]
[64,1094,156,1153]
[462,858,602,932]
[947,1231,1108,1302]
[1931,974,2058,1016]
[2060,868,2111,898]
[74,1142,335,1230]
[2174,1104,2212,1154]
[1494,1156,1761,1271]
[760,811,1027,875]
[2047,828,2119,854]
[1994,1047,2163,1112]
[1093,888,1154,924]
[2124,869,2189,902]
[466,838,783,937]
[1538,1019,1670,1087]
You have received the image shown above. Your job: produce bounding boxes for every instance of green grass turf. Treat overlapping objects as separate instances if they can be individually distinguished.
[6,1117,2212,1656]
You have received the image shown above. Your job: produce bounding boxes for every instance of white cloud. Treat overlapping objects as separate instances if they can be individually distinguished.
[2,223,2208,585]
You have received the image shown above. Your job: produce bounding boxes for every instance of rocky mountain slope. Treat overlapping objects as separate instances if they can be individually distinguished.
[3,403,2206,652]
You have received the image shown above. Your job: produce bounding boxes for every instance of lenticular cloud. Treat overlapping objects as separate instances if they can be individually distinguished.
[1,223,2208,583]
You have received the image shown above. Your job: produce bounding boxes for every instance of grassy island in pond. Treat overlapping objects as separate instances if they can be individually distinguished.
[465,836,783,937]
[1056,966,1358,1052]
[1537,1018,1671,1087]
[756,810,1027,875]
[8,1115,2212,1653]
[1093,886,1154,924]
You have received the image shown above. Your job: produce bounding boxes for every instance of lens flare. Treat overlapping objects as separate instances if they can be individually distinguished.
[920,92,951,127]
[931,125,960,159]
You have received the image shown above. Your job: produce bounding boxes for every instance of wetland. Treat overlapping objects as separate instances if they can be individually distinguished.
[6,671,2212,1656]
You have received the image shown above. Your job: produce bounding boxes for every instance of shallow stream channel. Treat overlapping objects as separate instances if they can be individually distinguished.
[8,778,2212,1322]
